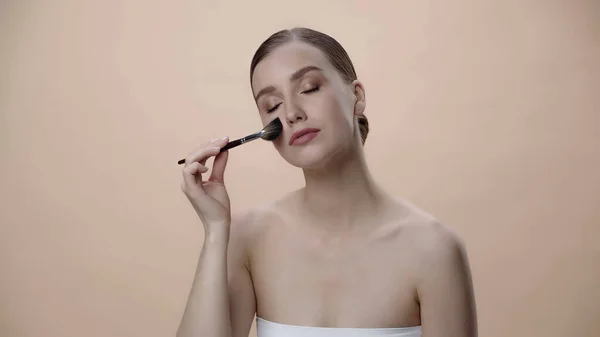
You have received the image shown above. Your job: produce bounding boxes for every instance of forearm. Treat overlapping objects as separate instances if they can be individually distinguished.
[177,229,232,337]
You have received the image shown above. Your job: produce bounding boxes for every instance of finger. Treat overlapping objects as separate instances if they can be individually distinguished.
[209,149,229,183]
[182,162,206,191]
[197,164,209,174]
[184,137,229,167]
[184,146,221,168]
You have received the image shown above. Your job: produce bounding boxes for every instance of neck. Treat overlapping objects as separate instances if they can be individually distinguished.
[297,146,390,231]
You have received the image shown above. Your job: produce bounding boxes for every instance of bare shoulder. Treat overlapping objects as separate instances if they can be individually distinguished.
[227,205,273,263]
[395,199,477,336]
[228,206,263,252]
[394,198,467,262]
[230,197,288,230]
[228,192,295,252]
[410,220,472,295]
[410,220,467,264]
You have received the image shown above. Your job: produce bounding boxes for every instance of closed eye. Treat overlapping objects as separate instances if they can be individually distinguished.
[266,102,281,114]
[265,86,319,113]
[302,86,320,94]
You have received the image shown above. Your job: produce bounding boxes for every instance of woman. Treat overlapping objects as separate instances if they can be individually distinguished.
[177,27,477,337]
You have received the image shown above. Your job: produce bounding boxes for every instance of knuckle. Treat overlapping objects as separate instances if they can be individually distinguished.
[183,162,196,172]
[184,155,195,165]
[185,151,206,165]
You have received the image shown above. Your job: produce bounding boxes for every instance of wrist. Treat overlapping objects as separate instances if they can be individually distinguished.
[204,226,230,245]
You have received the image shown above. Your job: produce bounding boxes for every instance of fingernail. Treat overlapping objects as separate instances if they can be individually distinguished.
[221,136,228,140]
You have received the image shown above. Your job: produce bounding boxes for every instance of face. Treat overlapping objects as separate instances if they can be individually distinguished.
[251,41,366,169]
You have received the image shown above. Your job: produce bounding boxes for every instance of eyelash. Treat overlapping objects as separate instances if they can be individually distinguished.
[303,86,320,94]
[265,86,320,114]
[267,104,281,114]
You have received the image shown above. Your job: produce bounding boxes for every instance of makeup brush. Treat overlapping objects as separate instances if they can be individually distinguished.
[177,118,283,165]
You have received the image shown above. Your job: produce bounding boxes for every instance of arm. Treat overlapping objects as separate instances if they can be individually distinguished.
[177,212,256,337]
[418,226,478,337]
[227,213,257,337]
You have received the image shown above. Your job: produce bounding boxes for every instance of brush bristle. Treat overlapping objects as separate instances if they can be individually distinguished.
[261,118,283,141]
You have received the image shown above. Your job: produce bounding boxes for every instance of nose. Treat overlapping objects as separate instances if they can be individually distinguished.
[284,100,307,126]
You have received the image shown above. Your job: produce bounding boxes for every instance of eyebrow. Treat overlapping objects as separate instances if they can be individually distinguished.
[254,65,323,101]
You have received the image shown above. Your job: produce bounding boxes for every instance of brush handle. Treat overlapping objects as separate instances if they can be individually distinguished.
[177,131,262,165]
[220,131,262,152]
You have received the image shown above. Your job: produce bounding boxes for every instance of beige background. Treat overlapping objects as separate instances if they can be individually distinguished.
[1,1,599,336]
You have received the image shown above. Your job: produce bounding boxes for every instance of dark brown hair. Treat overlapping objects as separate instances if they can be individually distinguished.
[250,27,369,144]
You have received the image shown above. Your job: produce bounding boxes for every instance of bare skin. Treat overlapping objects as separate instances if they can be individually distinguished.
[177,40,477,337]
[228,191,477,336]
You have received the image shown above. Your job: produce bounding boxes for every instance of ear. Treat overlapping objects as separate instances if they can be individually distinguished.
[351,80,366,116]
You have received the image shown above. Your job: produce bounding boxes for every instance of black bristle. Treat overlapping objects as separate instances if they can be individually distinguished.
[261,118,283,141]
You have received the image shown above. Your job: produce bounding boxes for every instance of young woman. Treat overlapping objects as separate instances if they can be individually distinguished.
[177,27,477,337]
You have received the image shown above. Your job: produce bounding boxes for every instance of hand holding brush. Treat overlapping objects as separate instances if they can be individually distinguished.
[177,118,282,165]
[178,117,283,230]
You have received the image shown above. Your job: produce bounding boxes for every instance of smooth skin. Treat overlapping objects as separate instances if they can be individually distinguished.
[177,41,477,337]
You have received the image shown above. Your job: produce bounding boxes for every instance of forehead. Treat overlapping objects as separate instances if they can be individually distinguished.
[251,41,334,92]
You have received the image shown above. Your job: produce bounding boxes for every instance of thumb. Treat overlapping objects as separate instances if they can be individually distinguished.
[209,149,229,183]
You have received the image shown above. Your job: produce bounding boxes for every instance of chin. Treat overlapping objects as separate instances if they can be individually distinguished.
[278,142,349,170]
[285,155,328,170]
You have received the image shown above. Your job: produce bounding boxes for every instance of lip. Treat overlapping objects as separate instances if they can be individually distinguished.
[289,128,321,145]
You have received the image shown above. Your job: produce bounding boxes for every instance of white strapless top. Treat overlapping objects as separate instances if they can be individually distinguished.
[256,317,422,337]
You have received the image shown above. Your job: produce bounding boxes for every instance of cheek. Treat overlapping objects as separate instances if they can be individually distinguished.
[272,135,289,155]
[318,90,351,120]
[327,93,355,133]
